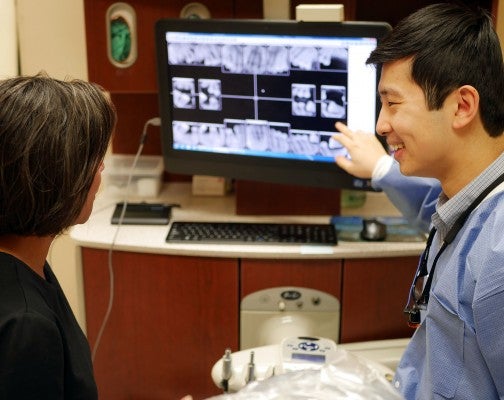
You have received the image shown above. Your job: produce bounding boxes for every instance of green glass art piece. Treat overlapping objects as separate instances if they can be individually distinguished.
[110,16,131,63]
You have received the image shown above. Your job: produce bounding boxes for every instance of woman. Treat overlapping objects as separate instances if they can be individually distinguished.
[0,74,116,399]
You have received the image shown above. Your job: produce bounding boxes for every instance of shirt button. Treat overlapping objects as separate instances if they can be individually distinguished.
[394,380,400,389]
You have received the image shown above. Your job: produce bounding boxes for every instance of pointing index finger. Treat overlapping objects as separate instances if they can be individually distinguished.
[334,121,353,137]
[332,122,354,147]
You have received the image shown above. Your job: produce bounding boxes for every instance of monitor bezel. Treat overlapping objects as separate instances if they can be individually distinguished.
[155,18,391,190]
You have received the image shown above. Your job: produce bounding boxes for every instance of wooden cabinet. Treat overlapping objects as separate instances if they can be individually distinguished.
[240,257,416,345]
[81,248,417,399]
[240,258,342,299]
[340,257,417,343]
[81,248,239,400]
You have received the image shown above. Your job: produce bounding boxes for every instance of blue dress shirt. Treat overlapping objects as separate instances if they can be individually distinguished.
[392,153,504,399]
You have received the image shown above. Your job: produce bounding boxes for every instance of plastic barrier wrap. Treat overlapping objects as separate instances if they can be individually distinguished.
[206,347,404,400]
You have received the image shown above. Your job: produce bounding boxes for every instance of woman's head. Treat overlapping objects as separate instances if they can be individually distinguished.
[0,73,116,236]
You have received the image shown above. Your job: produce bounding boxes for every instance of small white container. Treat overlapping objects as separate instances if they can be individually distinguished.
[103,154,164,198]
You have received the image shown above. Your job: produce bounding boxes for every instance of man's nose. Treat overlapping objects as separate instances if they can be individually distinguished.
[375,109,391,137]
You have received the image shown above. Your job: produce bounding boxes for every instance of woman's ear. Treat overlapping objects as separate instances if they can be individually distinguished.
[452,85,479,129]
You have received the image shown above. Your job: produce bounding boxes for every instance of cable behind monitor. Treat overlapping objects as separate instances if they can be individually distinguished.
[91,117,161,361]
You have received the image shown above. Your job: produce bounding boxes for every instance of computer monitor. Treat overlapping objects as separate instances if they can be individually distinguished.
[155,18,391,190]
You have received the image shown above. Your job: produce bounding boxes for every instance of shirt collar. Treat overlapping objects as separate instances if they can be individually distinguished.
[432,152,504,240]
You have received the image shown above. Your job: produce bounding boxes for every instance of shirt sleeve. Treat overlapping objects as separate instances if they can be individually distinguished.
[0,311,65,400]
[372,159,441,234]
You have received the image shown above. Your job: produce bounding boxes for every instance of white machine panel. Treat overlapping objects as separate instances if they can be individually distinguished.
[240,287,340,350]
[281,336,337,371]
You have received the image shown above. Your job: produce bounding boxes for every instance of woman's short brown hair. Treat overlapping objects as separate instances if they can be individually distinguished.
[0,73,116,236]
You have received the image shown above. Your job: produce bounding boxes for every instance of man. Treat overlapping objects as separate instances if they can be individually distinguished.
[349,3,504,399]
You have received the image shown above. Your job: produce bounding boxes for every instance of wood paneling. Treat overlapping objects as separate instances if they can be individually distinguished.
[82,248,239,400]
[235,180,341,215]
[340,256,417,343]
[109,92,160,154]
[240,258,342,299]
[84,0,263,155]
[84,0,261,92]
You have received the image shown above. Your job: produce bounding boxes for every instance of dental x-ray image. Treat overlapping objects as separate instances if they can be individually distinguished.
[166,31,360,162]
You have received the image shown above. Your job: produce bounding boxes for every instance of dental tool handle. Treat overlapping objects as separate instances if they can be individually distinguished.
[221,348,232,392]
[246,351,255,383]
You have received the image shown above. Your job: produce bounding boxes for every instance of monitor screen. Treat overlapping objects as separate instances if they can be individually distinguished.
[155,18,390,190]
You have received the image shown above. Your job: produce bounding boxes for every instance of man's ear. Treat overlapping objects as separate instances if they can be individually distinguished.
[452,85,479,129]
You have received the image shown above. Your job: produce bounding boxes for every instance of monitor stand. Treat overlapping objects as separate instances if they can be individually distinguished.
[235,180,341,216]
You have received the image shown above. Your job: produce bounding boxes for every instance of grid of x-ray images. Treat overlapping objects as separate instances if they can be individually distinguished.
[167,41,351,161]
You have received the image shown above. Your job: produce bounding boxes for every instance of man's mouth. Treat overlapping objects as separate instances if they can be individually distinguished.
[389,143,405,152]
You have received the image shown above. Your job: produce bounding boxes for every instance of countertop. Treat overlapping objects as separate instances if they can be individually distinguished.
[71,182,425,259]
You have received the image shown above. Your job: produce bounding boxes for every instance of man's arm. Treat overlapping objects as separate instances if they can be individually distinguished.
[333,122,440,233]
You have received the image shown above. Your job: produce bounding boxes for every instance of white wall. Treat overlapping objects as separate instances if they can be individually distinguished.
[17,0,88,79]
[17,0,89,332]
[0,0,18,77]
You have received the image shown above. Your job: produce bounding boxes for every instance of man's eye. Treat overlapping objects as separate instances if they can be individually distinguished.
[379,98,397,107]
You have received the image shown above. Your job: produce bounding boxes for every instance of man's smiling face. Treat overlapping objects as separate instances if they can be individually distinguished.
[375,58,455,181]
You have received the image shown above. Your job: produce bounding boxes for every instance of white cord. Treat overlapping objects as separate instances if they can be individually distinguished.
[91,117,161,361]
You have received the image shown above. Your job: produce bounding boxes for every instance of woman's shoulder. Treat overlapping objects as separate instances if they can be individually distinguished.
[0,254,58,327]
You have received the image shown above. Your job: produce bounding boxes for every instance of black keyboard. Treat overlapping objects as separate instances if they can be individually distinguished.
[166,221,337,245]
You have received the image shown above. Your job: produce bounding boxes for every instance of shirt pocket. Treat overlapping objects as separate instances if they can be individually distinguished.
[427,295,464,399]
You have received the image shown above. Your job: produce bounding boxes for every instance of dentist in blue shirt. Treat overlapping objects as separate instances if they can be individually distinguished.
[335,3,504,399]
